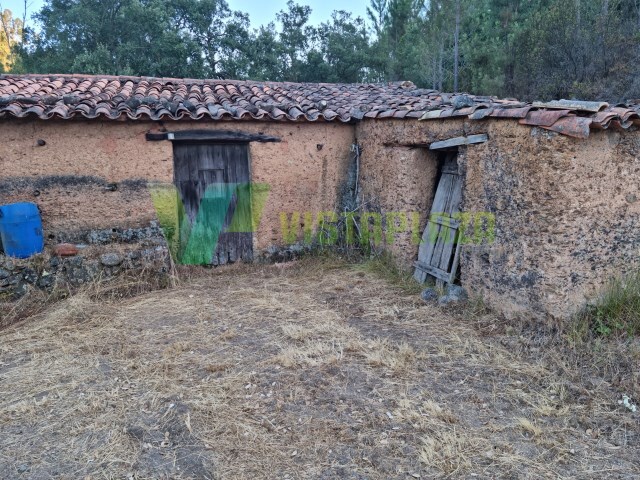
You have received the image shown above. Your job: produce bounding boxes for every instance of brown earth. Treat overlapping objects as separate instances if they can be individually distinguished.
[0,259,639,479]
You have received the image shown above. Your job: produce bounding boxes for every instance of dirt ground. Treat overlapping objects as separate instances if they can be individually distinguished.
[0,259,639,479]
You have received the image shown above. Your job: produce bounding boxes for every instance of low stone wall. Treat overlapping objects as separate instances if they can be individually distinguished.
[0,222,170,298]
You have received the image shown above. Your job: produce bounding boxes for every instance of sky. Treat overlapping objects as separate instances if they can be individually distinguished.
[2,0,371,29]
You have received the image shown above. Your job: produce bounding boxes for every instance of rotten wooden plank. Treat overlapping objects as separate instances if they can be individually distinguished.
[448,235,462,284]
[431,216,461,228]
[429,134,488,150]
[435,172,463,273]
[414,261,450,282]
[414,173,454,280]
[414,151,463,285]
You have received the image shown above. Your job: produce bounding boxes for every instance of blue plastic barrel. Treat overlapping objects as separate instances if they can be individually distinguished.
[0,202,44,258]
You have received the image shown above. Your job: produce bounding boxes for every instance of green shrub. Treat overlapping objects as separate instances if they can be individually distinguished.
[577,272,640,337]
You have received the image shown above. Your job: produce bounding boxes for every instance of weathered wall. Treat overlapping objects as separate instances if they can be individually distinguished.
[462,121,640,320]
[3,114,636,320]
[0,119,354,255]
[357,118,640,321]
[355,118,479,266]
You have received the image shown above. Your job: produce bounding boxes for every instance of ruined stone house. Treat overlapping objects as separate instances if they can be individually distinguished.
[1,74,640,320]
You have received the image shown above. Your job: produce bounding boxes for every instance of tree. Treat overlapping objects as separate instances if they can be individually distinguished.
[508,0,635,100]
[0,8,22,71]
[22,0,205,77]
[276,1,314,81]
[367,0,388,36]
[173,0,250,78]
[307,11,370,83]
[244,23,285,80]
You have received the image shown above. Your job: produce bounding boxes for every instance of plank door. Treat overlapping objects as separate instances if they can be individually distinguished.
[414,152,463,284]
[173,142,253,265]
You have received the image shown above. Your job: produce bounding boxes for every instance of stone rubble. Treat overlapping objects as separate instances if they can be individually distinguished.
[0,246,169,299]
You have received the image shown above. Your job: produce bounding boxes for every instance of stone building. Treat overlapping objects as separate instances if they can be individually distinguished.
[1,74,639,320]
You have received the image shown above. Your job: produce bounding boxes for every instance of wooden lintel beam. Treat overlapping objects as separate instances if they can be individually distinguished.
[429,133,488,150]
[146,129,281,143]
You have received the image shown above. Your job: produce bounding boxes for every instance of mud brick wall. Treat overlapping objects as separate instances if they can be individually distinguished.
[462,121,640,320]
[3,115,636,319]
[0,119,354,255]
[357,118,640,320]
[355,118,477,266]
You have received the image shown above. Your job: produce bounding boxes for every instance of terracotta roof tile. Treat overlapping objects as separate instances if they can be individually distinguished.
[2,74,640,138]
[0,74,449,123]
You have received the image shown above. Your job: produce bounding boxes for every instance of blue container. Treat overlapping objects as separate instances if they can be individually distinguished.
[0,202,44,258]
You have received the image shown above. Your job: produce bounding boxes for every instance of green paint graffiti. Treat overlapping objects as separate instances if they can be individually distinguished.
[149,183,270,265]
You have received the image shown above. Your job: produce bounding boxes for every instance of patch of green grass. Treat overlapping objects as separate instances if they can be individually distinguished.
[463,294,491,319]
[358,252,424,295]
[573,271,640,338]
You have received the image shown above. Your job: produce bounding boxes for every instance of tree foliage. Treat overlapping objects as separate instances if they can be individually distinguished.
[8,0,640,101]
[0,8,22,72]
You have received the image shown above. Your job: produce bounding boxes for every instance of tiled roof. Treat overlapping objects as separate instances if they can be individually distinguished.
[1,74,639,138]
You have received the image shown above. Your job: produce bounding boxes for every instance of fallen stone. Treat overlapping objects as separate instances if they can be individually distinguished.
[438,284,468,305]
[2,273,21,286]
[420,287,439,302]
[0,268,10,279]
[2,258,15,270]
[100,252,123,267]
[12,281,28,298]
[69,256,83,267]
[22,268,38,284]
[54,243,79,257]
[68,266,90,285]
[36,274,55,290]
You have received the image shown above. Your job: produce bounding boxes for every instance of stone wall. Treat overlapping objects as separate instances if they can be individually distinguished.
[0,242,169,299]
[0,118,354,259]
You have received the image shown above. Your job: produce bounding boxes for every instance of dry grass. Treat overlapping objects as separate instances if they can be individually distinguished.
[419,427,479,475]
[0,258,639,479]
[516,417,543,438]
[0,265,173,330]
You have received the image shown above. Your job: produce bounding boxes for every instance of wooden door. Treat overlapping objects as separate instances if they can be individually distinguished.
[173,142,253,265]
[414,152,463,284]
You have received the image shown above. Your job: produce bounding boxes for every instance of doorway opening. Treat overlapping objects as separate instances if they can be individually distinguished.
[413,149,463,285]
